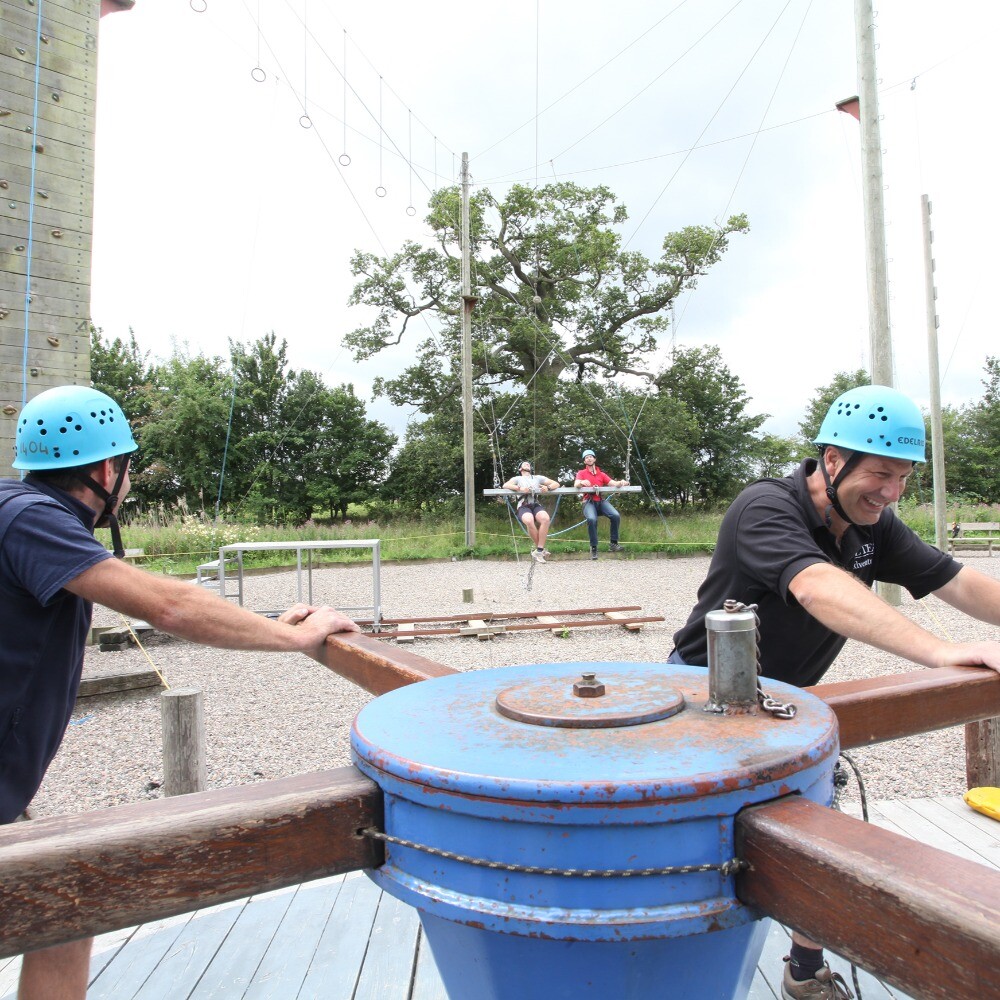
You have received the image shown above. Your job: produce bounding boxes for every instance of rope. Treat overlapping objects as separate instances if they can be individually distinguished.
[361,828,747,878]
[20,0,45,415]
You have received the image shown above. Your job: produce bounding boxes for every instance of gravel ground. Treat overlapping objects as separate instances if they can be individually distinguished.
[29,551,1000,818]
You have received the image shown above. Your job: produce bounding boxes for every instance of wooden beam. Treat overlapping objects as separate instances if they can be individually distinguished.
[316,631,459,694]
[808,665,1000,749]
[736,796,1000,1000]
[0,766,382,958]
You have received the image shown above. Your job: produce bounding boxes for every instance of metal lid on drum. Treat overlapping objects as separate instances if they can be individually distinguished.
[351,662,839,808]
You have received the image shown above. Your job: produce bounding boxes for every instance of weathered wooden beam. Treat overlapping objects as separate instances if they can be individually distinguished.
[0,766,382,958]
[317,632,459,694]
[808,665,1000,749]
[76,668,160,697]
[736,796,1000,1000]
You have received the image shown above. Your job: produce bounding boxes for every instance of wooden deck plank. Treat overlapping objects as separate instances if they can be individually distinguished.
[906,797,1000,870]
[933,793,1000,844]
[354,891,421,1000]
[88,913,196,999]
[187,886,298,998]
[243,876,347,1000]
[296,872,381,1000]
[129,901,248,1000]
[871,799,996,867]
[410,932,448,1000]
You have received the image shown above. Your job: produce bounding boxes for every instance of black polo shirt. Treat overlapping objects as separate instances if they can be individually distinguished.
[671,459,960,687]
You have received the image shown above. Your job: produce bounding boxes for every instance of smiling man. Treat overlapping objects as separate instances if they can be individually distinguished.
[668,384,1000,999]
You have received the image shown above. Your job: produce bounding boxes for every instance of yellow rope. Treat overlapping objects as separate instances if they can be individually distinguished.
[117,614,170,690]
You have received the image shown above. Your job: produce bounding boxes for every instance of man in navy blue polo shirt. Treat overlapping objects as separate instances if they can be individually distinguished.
[1,385,359,1000]
[670,385,1000,999]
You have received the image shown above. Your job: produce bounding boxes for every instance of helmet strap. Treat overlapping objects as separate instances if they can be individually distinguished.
[76,456,131,558]
[818,448,863,528]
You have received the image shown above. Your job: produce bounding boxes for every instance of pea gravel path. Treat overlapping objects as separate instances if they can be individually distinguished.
[30,551,1000,818]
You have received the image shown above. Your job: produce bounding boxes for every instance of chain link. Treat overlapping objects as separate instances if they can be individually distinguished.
[361,828,747,878]
[722,600,797,719]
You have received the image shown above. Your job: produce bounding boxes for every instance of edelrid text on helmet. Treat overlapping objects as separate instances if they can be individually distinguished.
[813,385,926,463]
[13,385,138,470]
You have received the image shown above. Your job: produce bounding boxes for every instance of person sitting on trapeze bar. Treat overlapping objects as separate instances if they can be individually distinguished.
[575,448,629,560]
[503,461,561,563]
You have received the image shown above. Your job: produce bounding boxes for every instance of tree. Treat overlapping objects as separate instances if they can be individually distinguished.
[654,346,767,506]
[347,182,748,473]
[798,369,871,450]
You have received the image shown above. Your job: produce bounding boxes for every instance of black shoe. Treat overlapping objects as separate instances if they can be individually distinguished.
[590,548,598,560]
[609,543,624,553]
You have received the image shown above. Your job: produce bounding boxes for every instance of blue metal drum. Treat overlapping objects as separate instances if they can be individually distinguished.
[351,661,838,999]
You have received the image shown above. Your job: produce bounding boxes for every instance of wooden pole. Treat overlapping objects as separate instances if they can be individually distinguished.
[966,718,1000,789]
[160,687,206,796]
[737,796,1000,1000]
[460,152,476,549]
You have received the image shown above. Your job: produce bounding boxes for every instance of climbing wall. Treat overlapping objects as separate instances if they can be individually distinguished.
[0,0,101,476]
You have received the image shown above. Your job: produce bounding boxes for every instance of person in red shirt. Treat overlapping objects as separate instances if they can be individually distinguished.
[574,449,629,560]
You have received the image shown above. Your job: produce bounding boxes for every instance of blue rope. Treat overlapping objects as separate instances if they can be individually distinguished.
[21,0,45,411]
[507,494,588,538]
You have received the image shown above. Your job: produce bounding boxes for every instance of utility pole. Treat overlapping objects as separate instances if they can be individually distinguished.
[460,153,476,549]
[855,0,893,386]
[854,0,900,605]
[921,195,948,551]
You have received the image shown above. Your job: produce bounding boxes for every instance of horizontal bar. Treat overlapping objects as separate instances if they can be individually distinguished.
[0,766,382,958]
[483,486,642,496]
[317,632,459,694]
[736,795,1000,1000]
[808,665,1000,748]
[373,615,664,640]
[354,606,643,627]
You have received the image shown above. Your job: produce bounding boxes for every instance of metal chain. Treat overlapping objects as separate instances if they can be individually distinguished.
[722,600,797,719]
[361,829,747,878]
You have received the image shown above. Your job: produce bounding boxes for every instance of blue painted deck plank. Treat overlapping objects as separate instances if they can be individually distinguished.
[188,886,299,999]
[296,872,382,1000]
[410,931,449,1000]
[88,913,196,999]
[353,890,421,1000]
[130,901,248,1000]
[243,876,347,1000]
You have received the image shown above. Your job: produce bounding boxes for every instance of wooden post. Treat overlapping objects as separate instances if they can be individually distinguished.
[160,687,206,796]
[462,587,474,603]
[966,718,1000,788]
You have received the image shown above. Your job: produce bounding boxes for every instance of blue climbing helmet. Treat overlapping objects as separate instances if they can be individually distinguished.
[813,385,925,527]
[582,449,596,460]
[13,385,137,558]
[813,385,926,463]
[13,385,137,470]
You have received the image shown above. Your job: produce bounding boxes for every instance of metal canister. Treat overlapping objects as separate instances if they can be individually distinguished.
[351,661,838,999]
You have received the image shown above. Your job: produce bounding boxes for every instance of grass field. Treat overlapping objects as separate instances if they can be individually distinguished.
[107,496,1000,577]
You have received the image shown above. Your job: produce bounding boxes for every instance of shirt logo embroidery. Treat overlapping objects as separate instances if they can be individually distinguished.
[851,541,875,572]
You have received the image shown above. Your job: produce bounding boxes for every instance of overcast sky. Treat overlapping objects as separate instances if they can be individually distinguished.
[89,0,1000,447]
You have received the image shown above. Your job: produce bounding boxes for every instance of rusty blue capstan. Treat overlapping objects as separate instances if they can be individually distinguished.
[351,616,839,999]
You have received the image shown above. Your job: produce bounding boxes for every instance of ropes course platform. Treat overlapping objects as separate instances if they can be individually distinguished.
[356,605,664,641]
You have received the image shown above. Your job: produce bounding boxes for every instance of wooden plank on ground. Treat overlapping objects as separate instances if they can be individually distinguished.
[77,670,160,698]
[411,929,449,1000]
[297,873,381,1000]
[537,614,567,636]
[872,800,997,868]
[933,793,1000,843]
[460,618,498,640]
[243,876,347,1000]
[907,797,1000,870]
[605,609,644,631]
[396,622,415,644]
[354,890,421,1000]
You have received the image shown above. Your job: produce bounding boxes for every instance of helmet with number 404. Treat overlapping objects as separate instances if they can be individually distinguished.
[813,385,926,463]
[13,385,138,470]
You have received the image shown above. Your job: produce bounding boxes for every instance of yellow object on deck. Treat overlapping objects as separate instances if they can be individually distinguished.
[964,786,1000,822]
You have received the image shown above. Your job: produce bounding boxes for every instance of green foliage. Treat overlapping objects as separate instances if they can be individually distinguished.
[347,182,748,417]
